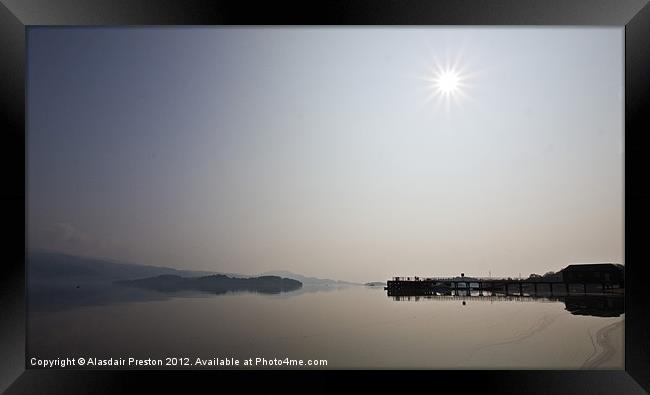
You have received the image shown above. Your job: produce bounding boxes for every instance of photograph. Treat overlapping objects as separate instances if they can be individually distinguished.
[25,26,625,370]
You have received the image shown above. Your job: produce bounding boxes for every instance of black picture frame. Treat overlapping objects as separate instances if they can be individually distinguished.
[1,0,649,393]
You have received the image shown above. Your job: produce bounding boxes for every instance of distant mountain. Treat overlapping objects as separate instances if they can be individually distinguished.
[29,251,359,286]
[28,250,215,281]
[117,274,302,295]
[258,270,361,286]
[26,251,347,310]
[365,282,386,287]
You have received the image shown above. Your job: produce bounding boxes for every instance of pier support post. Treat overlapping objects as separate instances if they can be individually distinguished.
[519,283,523,296]
[583,283,587,294]
[566,283,570,295]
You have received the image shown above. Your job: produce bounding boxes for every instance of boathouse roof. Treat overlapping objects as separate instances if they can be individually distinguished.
[561,263,623,272]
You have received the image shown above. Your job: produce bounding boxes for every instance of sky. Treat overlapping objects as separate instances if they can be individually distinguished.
[27,27,624,282]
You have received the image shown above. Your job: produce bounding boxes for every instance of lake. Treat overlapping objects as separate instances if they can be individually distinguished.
[27,285,623,369]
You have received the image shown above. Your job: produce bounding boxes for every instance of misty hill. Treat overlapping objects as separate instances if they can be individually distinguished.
[116,274,302,295]
[28,250,215,282]
[365,282,386,287]
[258,270,361,286]
[26,251,340,311]
[29,251,358,285]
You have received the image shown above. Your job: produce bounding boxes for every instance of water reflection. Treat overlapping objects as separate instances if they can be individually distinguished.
[28,285,624,368]
[28,278,352,313]
[563,296,624,317]
[387,292,623,318]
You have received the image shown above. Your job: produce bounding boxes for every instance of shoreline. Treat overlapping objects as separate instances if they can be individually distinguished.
[582,318,624,368]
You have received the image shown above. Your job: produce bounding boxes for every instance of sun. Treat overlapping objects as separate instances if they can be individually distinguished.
[429,67,466,98]
[435,70,460,94]
[421,63,472,112]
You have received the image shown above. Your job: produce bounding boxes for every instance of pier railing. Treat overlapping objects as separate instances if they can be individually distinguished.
[387,276,622,296]
[390,276,562,282]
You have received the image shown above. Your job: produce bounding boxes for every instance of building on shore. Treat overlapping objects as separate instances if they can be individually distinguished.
[560,263,624,286]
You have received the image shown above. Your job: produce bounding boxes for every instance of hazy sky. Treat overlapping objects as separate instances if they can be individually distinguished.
[28,27,623,282]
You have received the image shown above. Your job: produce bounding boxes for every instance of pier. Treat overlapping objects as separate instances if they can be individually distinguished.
[385,276,622,297]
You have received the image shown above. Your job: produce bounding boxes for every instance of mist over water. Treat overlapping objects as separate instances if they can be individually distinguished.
[28,286,623,369]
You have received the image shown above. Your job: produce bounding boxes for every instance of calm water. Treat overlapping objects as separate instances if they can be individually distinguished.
[28,286,623,369]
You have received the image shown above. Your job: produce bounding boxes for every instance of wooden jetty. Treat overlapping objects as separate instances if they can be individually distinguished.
[384,275,622,297]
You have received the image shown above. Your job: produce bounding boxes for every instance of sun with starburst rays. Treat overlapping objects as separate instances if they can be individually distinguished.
[421,57,473,112]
